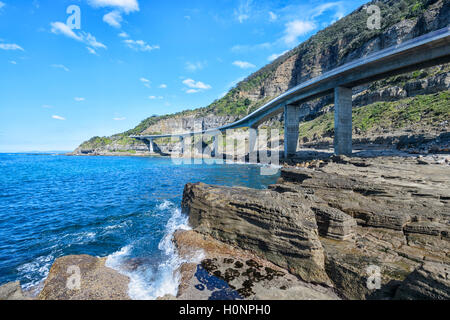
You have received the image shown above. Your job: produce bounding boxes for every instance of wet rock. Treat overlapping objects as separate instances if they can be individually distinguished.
[173,230,339,300]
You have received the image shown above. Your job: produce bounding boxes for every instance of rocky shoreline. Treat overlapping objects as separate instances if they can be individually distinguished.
[2,153,448,300]
[170,155,449,300]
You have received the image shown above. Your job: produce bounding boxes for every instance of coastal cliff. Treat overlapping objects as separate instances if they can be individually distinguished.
[71,0,450,156]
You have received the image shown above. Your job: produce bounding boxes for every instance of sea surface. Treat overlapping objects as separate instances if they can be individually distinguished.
[0,153,279,299]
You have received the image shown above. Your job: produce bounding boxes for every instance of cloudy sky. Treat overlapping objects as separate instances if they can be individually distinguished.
[0,0,367,151]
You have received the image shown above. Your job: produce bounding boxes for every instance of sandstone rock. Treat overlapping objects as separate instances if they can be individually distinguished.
[173,230,339,300]
[182,183,330,285]
[0,281,30,300]
[38,255,130,300]
[394,262,450,300]
[312,206,357,240]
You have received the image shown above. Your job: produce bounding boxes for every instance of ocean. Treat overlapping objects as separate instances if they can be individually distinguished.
[0,153,279,299]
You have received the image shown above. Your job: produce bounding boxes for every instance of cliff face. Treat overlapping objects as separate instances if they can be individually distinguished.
[73,0,450,155]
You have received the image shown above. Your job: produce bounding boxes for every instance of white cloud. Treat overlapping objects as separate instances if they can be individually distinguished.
[234,0,252,23]
[232,60,255,69]
[83,33,107,49]
[87,47,98,55]
[237,14,249,23]
[184,15,191,20]
[182,78,211,90]
[0,43,24,51]
[50,22,83,41]
[268,50,288,61]
[312,2,344,21]
[123,39,159,52]
[103,10,123,28]
[88,0,139,13]
[113,117,126,121]
[9,60,17,65]
[149,96,163,100]
[182,79,211,94]
[282,20,316,45]
[52,115,66,121]
[185,61,205,72]
[0,2,5,9]
[51,22,107,50]
[51,64,70,72]
[140,77,150,88]
[269,11,277,21]
[159,84,167,89]
[118,32,129,38]
[74,97,85,101]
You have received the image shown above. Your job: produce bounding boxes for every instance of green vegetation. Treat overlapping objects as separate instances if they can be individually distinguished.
[298,92,450,141]
[79,136,113,150]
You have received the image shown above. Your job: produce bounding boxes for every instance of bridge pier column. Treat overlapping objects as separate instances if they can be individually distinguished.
[146,139,154,153]
[179,136,185,155]
[249,126,258,163]
[334,86,353,156]
[211,134,219,158]
[284,105,300,158]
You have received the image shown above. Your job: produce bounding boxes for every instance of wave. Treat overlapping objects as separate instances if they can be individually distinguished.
[106,200,192,300]
[17,254,54,291]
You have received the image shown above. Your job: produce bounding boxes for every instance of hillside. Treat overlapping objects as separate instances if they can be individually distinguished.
[73,0,450,155]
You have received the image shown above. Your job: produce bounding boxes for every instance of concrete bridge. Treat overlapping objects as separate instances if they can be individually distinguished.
[132,27,450,158]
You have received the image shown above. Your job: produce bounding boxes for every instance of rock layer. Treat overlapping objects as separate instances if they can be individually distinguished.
[180,156,450,299]
[182,183,330,285]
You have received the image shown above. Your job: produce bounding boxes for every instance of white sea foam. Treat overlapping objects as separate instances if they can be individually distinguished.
[157,200,172,210]
[17,254,54,290]
[106,201,193,300]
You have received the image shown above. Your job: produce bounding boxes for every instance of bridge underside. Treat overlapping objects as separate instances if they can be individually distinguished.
[130,28,450,159]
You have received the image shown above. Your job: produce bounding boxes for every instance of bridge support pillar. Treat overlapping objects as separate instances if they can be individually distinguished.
[179,136,185,155]
[146,139,154,153]
[284,105,300,158]
[334,86,352,156]
[211,134,219,158]
[249,126,258,163]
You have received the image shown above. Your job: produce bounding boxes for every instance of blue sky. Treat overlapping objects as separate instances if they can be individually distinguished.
[0,0,368,152]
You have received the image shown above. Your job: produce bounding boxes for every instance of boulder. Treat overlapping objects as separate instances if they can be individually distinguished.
[38,254,130,300]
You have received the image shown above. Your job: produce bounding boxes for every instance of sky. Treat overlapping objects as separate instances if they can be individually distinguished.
[0,0,369,152]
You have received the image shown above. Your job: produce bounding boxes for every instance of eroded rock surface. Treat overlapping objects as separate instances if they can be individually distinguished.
[0,281,31,300]
[395,262,450,300]
[179,156,449,300]
[38,254,130,300]
[182,183,330,285]
[173,229,339,300]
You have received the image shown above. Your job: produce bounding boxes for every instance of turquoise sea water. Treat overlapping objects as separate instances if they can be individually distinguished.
[0,154,279,299]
